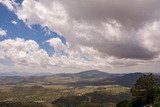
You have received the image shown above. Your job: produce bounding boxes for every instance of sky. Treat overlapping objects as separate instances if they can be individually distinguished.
[0,0,160,73]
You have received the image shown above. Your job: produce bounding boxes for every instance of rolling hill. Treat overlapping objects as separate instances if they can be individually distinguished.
[0,70,149,87]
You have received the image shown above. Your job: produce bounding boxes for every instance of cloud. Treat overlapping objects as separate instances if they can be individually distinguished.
[0,38,108,71]
[59,0,160,28]
[0,37,159,72]
[11,20,17,25]
[140,20,160,53]
[0,0,160,72]
[0,0,18,11]
[0,38,49,68]
[46,37,67,55]
[10,0,159,60]
[0,28,7,37]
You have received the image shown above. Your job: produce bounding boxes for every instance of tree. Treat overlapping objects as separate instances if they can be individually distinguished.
[116,99,143,107]
[154,95,160,107]
[116,100,131,107]
[130,74,157,104]
[117,74,160,107]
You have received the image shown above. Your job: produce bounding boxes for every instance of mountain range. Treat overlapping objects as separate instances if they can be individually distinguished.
[0,70,156,87]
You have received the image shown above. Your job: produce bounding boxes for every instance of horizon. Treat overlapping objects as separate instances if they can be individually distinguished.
[0,69,159,76]
[0,0,160,73]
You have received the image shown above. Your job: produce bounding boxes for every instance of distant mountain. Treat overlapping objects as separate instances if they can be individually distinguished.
[0,72,52,76]
[69,72,145,87]
[112,72,144,87]
[0,70,110,85]
[77,70,110,79]
[0,72,33,76]
[0,70,148,87]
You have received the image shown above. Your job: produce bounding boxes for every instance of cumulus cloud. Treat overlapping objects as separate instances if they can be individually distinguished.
[0,38,49,68]
[0,37,159,72]
[46,37,66,55]
[140,20,160,53]
[0,28,7,37]
[12,0,160,59]
[0,38,112,71]
[11,20,17,25]
[0,0,160,72]
[0,0,18,11]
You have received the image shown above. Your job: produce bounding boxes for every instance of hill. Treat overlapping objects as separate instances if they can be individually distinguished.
[112,72,144,87]
[0,70,148,87]
[52,91,131,107]
[77,70,110,79]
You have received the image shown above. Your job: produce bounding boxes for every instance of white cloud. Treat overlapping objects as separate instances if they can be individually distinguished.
[16,0,68,30]
[0,38,108,72]
[0,0,18,11]
[0,38,49,68]
[11,20,17,25]
[46,37,66,55]
[0,0,160,72]
[0,28,7,37]
[139,20,160,53]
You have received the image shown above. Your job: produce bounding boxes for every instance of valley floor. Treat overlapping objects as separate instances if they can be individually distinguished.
[0,84,131,107]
